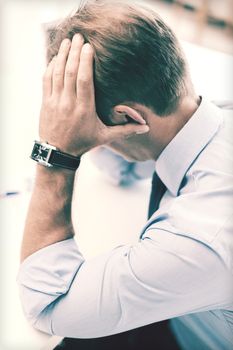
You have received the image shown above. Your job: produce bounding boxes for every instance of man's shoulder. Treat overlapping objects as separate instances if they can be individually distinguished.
[143,153,233,270]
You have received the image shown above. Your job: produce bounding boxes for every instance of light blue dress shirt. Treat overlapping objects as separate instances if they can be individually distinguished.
[18,98,233,349]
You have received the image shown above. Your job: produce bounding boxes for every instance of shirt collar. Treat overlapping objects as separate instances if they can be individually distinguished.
[155,98,223,196]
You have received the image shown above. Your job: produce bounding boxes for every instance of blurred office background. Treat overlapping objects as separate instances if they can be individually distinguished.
[149,0,233,54]
[0,0,233,195]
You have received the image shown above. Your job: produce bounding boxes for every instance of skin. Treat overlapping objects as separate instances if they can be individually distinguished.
[20,34,200,261]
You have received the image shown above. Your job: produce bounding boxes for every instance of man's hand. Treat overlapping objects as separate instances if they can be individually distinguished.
[39,34,149,157]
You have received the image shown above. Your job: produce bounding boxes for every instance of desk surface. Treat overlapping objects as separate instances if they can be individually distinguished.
[1,42,232,349]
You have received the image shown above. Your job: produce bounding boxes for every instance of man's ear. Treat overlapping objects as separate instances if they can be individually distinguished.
[111,105,146,125]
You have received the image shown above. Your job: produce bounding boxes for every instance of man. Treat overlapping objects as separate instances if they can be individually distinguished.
[18,1,233,349]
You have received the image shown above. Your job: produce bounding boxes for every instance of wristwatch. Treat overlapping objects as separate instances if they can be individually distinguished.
[30,140,81,171]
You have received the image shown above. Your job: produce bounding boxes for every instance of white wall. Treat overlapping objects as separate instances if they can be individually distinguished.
[0,0,79,194]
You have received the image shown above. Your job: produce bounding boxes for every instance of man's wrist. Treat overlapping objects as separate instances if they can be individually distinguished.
[31,140,81,171]
[34,165,76,193]
[35,162,76,180]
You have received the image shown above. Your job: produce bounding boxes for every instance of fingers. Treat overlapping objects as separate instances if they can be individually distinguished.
[42,56,56,99]
[76,43,95,104]
[64,34,84,94]
[103,124,150,143]
[47,36,94,103]
[52,39,71,94]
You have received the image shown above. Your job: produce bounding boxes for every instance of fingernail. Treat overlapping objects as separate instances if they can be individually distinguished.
[74,33,84,41]
[62,38,71,46]
[136,125,150,134]
[82,43,93,53]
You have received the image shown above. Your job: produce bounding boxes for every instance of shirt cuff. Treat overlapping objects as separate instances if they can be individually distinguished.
[17,238,84,325]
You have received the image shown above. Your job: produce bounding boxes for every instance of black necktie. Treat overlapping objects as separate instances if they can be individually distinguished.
[148,171,167,219]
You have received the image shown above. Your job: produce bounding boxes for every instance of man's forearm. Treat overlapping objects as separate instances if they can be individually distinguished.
[20,166,75,261]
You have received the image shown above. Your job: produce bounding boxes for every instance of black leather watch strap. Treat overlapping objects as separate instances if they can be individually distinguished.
[50,150,81,171]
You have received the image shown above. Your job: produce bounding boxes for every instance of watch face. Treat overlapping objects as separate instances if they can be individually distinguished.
[31,143,50,163]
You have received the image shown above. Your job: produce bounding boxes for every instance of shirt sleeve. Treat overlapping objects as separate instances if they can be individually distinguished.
[17,230,232,339]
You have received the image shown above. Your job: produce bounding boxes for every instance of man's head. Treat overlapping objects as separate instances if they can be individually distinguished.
[46,0,188,119]
[46,0,198,161]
